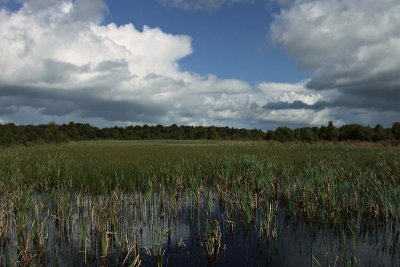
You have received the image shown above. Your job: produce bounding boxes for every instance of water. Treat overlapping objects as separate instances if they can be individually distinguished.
[0,192,399,266]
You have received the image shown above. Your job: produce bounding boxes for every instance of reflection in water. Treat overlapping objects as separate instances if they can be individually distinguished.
[0,192,399,266]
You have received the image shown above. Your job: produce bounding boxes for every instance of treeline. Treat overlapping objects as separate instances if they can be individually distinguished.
[1,121,400,146]
[0,122,265,146]
[265,122,400,142]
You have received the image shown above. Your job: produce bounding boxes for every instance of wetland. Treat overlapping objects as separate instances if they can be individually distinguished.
[0,141,399,266]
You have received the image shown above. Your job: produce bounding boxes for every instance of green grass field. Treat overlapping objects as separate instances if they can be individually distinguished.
[1,140,399,219]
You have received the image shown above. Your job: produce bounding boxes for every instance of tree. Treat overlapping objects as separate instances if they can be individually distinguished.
[44,122,64,143]
[319,121,338,141]
[373,124,389,141]
[392,122,400,140]
[272,127,294,142]
[0,123,17,146]
[298,128,317,142]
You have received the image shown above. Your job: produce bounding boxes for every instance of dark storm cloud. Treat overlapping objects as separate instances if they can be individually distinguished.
[0,84,168,122]
[270,0,400,116]
[263,100,330,110]
[41,60,78,84]
[329,89,400,112]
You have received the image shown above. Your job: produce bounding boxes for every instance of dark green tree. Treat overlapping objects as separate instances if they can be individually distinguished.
[44,122,64,143]
[319,121,338,141]
[392,122,400,140]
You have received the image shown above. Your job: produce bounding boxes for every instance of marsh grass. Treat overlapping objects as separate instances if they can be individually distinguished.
[0,141,399,265]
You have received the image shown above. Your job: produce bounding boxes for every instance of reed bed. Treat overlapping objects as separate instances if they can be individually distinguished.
[0,141,399,266]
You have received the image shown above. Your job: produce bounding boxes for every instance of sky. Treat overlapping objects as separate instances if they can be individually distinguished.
[0,0,399,129]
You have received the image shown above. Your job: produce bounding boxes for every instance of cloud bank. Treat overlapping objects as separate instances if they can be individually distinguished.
[0,0,337,128]
[0,0,399,128]
[270,0,400,116]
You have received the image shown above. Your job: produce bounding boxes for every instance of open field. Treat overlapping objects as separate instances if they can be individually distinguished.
[0,141,399,266]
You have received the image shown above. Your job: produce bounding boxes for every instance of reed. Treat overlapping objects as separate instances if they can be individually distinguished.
[202,220,222,261]
[0,141,399,265]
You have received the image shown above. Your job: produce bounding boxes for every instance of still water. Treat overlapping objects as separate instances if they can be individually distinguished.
[0,192,399,266]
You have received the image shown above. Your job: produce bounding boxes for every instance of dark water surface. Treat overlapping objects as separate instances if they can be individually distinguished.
[1,193,399,266]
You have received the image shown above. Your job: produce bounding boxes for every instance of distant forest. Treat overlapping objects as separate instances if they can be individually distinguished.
[0,121,400,146]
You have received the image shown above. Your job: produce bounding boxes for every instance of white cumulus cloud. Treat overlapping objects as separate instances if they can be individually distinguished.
[270,0,400,115]
[0,0,336,128]
[3,0,396,129]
